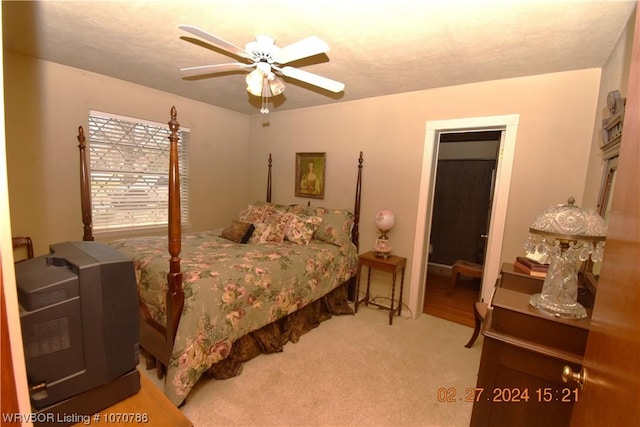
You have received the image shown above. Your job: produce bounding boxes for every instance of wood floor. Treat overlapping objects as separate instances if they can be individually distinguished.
[422,272,479,328]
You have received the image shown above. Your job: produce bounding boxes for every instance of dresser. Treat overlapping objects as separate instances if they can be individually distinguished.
[498,262,595,308]
[470,265,591,427]
[497,262,545,293]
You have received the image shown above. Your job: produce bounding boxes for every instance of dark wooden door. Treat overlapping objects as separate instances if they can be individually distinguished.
[430,159,495,265]
[570,3,640,424]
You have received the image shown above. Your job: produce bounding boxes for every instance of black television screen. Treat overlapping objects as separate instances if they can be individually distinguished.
[15,241,139,410]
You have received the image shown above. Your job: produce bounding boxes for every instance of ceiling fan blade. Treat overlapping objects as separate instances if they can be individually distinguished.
[275,36,330,64]
[179,25,252,60]
[279,66,345,93]
[180,63,254,77]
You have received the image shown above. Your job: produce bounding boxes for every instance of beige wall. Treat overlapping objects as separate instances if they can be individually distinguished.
[4,51,251,255]
[247,69,602,304]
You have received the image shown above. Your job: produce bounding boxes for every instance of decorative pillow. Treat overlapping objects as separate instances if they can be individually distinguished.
[259,202,307,216]
[262,203,282,218]
[220,220,255,244]
[284,204,306,215]
[248,223,272,244]
[238,205,267,224]
[262,212,293,243]
[305,207,354,249]
[285,214,323,245]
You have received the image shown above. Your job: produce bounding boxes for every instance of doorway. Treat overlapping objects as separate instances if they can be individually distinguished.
[408,114,519,318]
[430,131,499,266]
[423,131,499,326]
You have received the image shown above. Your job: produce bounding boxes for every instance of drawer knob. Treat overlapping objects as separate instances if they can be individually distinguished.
[562,365,585,389]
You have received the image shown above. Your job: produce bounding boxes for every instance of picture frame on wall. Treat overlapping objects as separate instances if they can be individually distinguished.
[295,152,326,199]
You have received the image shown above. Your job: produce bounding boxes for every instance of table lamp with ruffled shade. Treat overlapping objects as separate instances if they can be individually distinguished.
[524,197,607,319]
[374,209,396,258]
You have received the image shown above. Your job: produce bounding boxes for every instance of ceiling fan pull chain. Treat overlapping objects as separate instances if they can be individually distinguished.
[261,74,270,114]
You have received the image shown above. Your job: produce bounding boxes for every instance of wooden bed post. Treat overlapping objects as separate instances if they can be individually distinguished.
[166,106,184,347]
[347,151,363,302]
[267,153,272,203]
[353,151,363,252]
[77,126,94,241]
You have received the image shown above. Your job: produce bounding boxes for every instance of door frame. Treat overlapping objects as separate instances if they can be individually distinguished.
[408,115,519,317]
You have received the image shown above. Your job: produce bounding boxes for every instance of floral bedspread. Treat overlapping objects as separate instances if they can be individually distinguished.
[108,231,358,405]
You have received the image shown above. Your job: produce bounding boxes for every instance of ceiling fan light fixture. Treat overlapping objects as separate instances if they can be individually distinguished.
[268,75,286,96]
[246,68,286,98]
[245,68,264,97]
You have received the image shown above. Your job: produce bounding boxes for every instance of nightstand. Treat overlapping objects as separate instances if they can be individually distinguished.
[354,251,407,325]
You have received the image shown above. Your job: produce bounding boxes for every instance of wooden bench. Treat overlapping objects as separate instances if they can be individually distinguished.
[449,260,483,294]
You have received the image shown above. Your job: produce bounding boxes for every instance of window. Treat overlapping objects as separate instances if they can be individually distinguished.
[88,111,190,232]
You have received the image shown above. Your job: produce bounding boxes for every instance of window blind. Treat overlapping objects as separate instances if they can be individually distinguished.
[88,111,190,232]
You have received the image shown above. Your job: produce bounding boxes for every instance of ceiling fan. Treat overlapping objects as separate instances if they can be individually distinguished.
[179,25,345,113]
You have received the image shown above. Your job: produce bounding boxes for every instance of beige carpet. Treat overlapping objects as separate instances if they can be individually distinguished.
[141,306,483,426]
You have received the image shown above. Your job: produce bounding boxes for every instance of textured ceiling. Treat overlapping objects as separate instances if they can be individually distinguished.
[2,1,636,115]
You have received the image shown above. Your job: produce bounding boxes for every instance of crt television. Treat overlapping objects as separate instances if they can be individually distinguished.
[15,241,139,409]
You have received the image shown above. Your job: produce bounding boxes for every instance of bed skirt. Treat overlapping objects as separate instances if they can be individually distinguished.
[203,281,353,379]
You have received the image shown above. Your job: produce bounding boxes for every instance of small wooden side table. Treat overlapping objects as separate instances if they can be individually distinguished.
[354,251,407,325]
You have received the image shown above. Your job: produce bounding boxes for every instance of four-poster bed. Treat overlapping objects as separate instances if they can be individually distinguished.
[77,106,364,405]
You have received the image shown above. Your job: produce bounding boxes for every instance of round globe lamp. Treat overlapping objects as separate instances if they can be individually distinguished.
[374,209,396,258]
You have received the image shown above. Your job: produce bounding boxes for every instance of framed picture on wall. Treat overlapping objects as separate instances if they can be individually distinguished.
[295,152,326,199]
